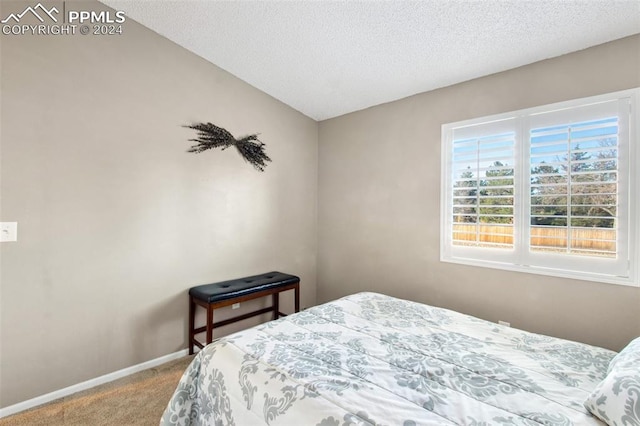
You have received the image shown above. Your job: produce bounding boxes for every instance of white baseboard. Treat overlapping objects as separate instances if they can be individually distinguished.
[0,348,190,419]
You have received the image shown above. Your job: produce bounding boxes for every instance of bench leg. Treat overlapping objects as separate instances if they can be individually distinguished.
[272,293,279,320]
[295,283,300,313]
[206,303,214,345]
[189,297,195,355]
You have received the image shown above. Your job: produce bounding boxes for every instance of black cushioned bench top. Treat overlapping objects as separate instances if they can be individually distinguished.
[189,271,299,303]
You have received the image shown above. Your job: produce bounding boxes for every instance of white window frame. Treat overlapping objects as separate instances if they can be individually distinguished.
[441,88,639,287]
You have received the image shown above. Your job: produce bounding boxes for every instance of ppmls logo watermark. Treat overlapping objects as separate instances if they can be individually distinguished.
[2,2,126,36]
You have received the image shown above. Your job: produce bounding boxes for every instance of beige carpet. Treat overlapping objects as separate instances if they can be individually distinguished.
[0,355,194,426]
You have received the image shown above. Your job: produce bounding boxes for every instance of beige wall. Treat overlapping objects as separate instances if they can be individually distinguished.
[318,35,640,353]
[0,1,317,407]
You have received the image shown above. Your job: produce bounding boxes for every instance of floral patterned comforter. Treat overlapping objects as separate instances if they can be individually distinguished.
[161,292,614,425]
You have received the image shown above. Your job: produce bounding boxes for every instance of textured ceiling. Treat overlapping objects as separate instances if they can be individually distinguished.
[101,0,640,121]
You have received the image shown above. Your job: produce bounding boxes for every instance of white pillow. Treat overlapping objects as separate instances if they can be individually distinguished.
[607,336,640,374]
[584,337,640,426]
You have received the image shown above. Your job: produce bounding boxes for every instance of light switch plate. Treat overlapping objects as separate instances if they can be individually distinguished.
[0,222,17,242]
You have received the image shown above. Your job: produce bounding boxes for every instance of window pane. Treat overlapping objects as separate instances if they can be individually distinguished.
[452,131,515,248]
[529,117,618,257]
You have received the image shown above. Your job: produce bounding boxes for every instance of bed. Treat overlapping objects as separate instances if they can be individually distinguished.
[161,292,639,425]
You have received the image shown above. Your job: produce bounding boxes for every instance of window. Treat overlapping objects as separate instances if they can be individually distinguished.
[441,89,639,286]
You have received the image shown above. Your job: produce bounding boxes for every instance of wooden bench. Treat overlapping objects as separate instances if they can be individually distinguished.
[188,271,300,354]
